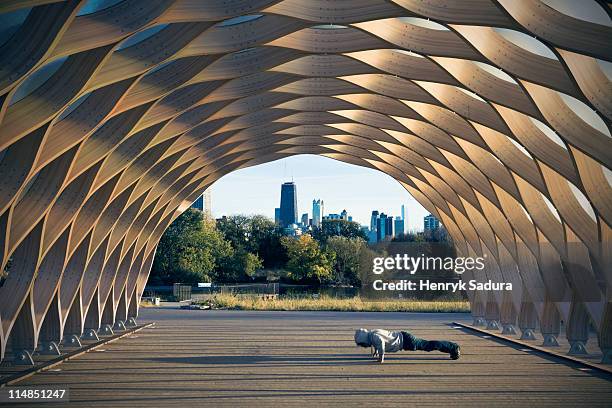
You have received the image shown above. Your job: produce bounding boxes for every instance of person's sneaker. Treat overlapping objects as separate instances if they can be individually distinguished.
[450,345,460,360]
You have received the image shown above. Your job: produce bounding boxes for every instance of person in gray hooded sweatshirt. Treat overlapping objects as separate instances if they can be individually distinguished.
[354,328,460,363]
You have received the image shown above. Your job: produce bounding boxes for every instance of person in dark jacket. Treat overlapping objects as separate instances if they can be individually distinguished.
[354,328,460,363]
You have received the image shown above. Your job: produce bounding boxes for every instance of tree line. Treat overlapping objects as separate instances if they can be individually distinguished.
[149,209,373,286]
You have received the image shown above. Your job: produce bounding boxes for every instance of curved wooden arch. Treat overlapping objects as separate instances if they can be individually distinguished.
[0,0,610,363]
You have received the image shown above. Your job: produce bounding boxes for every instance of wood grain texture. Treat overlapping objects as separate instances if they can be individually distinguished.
[0,0,610,364]
[13,309,612,407]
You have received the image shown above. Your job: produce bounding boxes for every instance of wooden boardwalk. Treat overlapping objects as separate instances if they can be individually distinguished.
[14,308,612,407]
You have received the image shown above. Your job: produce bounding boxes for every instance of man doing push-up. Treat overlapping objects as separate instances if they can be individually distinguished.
[354,328,460,363]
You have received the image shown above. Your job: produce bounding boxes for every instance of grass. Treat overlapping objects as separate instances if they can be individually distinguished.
[200,294,470,313]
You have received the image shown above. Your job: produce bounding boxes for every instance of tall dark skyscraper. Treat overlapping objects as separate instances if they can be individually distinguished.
[376,213,387,242]
[279,182,298,227]
[385,216,394,238]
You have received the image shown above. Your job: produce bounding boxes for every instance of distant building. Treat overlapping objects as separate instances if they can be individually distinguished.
[370,210,379,233]
[284,223,302,237]
[192,190,213,217]
[340,209,348,220]
[312,199,323,226]
[279,182,297,227]
[301,213,309,227]
[376,213,387,242]
[348,216,353,222]
[394,218,404,237]
[385,216,394,239]
[401,204,405,220]
[203,189,212,218]
[321,201,325,222]
[424,214,440,231]
[191,193,204,211]
[274,207,280,225]
[324,213,341,220]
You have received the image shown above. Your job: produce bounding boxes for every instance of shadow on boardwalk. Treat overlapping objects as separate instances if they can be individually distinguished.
[149,353,458,366]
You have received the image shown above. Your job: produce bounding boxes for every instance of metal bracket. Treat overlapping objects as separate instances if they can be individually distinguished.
[501,324,517,335]
[64,334,82,348]
[99,324,114,336]
[113,320,126,331]
[568,341,588,355]
[472,317,486,326]
[542,334,560,347]
[82,328,100,341]
[520,329,537,340]
[13,349,34,366]
[40,341,61,355]
[125,317,137,328]
[486,320,500,330]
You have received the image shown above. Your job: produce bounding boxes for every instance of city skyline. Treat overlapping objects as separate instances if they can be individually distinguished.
[209,155,430,230]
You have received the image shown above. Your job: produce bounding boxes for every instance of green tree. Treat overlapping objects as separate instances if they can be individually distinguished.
[151,209,233,285]
[281,235,335,284]
[238,251,264,278]
[392,232,425,242]
[217,249,264,282]
[255,225,287,269]
[311,219,368,244]
[217,214,286,268]
[326,236,366,285]
[216,215,251,250]
[357,245,384,289]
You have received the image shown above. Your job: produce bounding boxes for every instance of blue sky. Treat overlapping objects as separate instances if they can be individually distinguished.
[209,155,429,231]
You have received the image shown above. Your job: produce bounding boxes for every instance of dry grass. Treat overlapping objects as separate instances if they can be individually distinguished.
[202,294,469,313]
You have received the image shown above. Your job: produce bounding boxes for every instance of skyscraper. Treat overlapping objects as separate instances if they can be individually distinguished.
[274,208,280,225]
[203,189,212,218]
[397,205,405,235]
[279,182,297,227]
[424,214,440,231]
[301,213,308,227]
[368,211,378,243]
[321,200,324,221]
[385,215,394,238]
[394,218,404,238]
[191,193,204,211]
[192,190,212,216]
[376,213,387,242]
[312,199,322,226]
[370,210,379,232]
